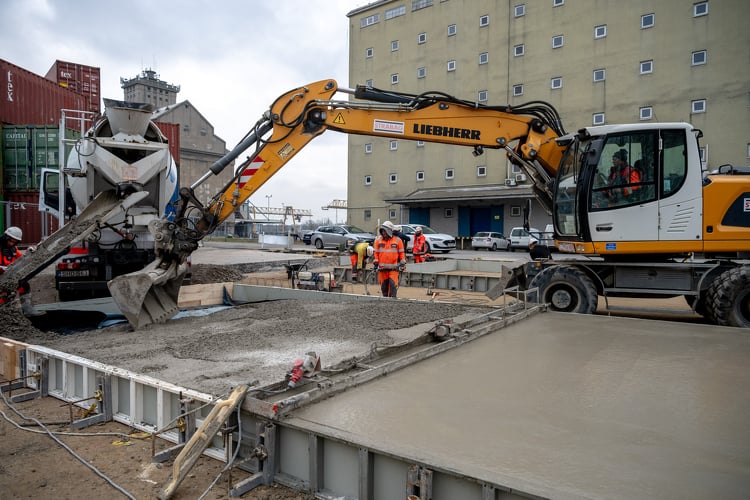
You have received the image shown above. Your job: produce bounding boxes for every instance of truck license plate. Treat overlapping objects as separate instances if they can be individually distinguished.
[58,270,90,278]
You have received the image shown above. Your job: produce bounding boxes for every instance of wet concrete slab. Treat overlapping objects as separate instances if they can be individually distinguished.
[284,313,750,499]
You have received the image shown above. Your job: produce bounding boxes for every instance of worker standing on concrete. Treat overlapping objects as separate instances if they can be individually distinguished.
[373,221,406,297]
[412,226,428,263]
[0,226,43,316]
[349,241,373,282]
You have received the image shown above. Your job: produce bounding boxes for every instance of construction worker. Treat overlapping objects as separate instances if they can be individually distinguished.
[412,226,428,263]
[0,226,42,316]
[392,224,410,248]
[373,221,406,298]
[349,240,373,282]
[528,237,552,260]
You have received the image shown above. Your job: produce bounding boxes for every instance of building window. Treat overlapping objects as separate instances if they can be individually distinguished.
[364,209,371,221]
[478,90,488,102]
[551,77,562,89]
[412,0,433,11]
[447,60,456,71]
[360,14,380,28]
[389,209,397,219]
[365,47,374,58]
[364,175,372,185]
[365,143,372,154]
[389,173,398,184]
[390,140,398,150]
[553,0,564,6]
[513,84,524,96]
[592,112,605,125]
[365,79,374,87]
[445,168,455,180]
[593,69,606,82]
[699,146,707,166]
[417,140,425,147]
[514,4,525,17]
[552,35,564,48]
[385,5,406,19]
[692,50,707,65]
[447,24,457,36]
[479,15,489,26]
[640,60,653,74]
[391,40,399,52]
[641,13,655,29]
[445,208,454,218]
[691,99,706,113]
[514,44,525,57]
[416,171,425,182]
[417,67,426,79]
[747,143,750,158]
[693,1,708,17]
[418,32,427,44]
[477,165,487,177]
[511,206,522,217]
[639,106,653,120]
[479,52,489,65]
[391,73,399,84]
[594,25,607,38]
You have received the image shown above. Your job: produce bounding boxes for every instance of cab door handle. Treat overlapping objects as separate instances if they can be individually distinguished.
[595,223,613,232]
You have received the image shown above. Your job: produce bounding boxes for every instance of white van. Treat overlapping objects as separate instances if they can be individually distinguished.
[508,227,541,252]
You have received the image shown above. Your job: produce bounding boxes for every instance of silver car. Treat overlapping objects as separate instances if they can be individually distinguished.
[309,224,376,250]
[471,231,510,251]
[399,224,456,253]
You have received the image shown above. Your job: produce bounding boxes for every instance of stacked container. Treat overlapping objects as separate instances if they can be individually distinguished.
[45,60,101,114]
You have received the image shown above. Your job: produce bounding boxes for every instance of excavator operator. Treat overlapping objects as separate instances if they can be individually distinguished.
[349,240,373,282]
[372,221,406,298]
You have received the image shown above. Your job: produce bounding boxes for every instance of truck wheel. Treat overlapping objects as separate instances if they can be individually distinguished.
[706,266,750,328]
[314,239,324,249]
[529,265,598,314]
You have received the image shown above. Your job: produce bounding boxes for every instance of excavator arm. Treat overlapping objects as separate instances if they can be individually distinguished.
[109,79,568,328]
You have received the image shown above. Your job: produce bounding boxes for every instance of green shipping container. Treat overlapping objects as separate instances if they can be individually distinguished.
[2,125,60,192]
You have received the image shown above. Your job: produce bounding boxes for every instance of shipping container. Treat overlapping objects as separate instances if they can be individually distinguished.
[0,59,87,126]
[2,125,60,192]
[44,60,101,113]
[154,121,181,166]
[4,191,58,245]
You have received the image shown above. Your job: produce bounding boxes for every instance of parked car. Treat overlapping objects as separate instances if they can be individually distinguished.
[471,231,510,251]
[309,224,376,250]
[399,224,456,253]
[508,226,541,252]
[301,230,314,245]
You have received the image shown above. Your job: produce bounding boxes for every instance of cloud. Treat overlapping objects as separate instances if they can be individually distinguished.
[1,0,360,221]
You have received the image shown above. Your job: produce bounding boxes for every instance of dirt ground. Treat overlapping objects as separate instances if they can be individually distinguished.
[1,262,496,499]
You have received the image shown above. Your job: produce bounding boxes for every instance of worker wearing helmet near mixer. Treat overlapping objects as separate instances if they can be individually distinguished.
[348,240,374,282]
[0,226,43,316]
[373,221,406,298]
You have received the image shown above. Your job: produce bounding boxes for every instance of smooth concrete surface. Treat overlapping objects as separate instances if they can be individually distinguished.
[284,313,750,500]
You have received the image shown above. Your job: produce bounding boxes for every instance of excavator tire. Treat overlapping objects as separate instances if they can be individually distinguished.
[705,266,750,328]
[529,265,598,314]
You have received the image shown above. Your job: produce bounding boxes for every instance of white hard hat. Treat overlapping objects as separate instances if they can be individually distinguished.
[366,246,374,257]
[381,221,394,237]
[394,224,402,232]
[4,226,22,241]
[415,226,423,234]
[529,237,538,245]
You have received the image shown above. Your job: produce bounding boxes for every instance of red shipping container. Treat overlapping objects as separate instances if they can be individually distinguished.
[4,191,59,245]
[45,60,101,114]
[1,59,87,126]
[154,121,181,167]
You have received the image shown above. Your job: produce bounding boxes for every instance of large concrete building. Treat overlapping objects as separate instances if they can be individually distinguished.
[345,0,750,241]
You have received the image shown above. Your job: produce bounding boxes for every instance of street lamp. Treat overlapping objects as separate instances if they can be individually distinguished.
[265,194,272,221]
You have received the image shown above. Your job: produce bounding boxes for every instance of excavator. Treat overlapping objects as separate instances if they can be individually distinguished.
[4,79,749,328]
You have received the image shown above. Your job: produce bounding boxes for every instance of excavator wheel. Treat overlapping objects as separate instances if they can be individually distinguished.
[529,265,598,314]
[705,266,750,328]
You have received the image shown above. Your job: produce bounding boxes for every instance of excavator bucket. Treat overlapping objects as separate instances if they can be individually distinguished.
[107,259,188,329]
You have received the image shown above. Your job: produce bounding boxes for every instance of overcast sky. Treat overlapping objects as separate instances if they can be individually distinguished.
[2,0,366,221]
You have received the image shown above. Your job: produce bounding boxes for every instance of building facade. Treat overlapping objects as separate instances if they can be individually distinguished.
[121,69,180,108]
[345,0,750,240]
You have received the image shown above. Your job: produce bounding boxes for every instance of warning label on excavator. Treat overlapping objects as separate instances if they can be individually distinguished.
[333,113,346,124]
